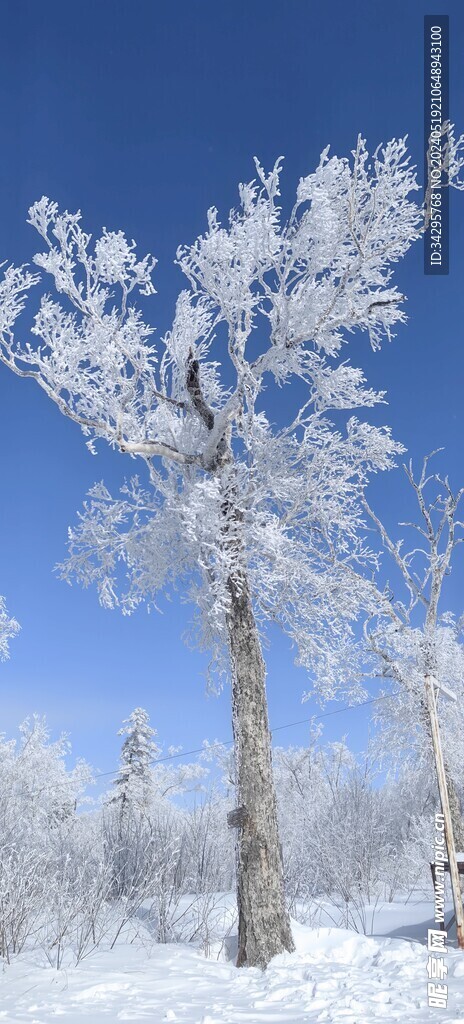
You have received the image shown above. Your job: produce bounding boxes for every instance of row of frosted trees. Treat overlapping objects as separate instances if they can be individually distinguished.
[0,707,446,965]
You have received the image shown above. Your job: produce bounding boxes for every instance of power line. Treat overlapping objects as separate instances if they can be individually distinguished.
[270,692,400,734]
[95,690,401,781]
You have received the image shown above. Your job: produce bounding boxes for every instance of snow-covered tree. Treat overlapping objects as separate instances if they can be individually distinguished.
[106,708,160,897]
[360,455,464,847]
[111,707,160,812]
[0,595,19,660]
[105,707,207,925]
[0,136,433,965]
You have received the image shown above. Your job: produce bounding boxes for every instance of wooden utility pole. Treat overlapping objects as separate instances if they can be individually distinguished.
[425,674,464,949]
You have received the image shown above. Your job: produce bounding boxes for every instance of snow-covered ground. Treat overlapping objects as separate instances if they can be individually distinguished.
[2,898,464,1024]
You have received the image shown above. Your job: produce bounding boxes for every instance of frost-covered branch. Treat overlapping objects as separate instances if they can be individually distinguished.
[0,595,19,660]
[357,455,464,824]
[0,136,429,690]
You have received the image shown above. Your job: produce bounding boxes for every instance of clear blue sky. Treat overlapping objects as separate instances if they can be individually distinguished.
[0,0,463,788]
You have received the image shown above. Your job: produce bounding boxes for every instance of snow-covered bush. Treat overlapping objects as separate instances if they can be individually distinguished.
[273,735,437,932]
[0,717,91,962]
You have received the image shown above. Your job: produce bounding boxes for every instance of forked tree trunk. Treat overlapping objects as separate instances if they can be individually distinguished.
[226,569,294,968]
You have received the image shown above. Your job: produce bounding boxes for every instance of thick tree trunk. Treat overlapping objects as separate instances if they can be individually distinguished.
[226,570,294,968]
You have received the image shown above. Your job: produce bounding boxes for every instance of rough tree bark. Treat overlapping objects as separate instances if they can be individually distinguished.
[226,569,295,968]
[186,352,294,968]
